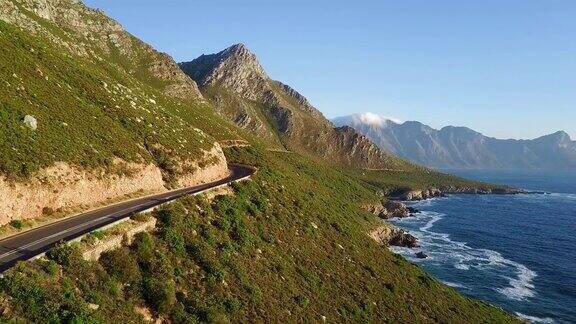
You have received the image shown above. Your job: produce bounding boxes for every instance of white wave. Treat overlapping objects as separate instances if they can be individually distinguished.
[518,192,576,203]
[549,193,576,200]
[497,263,536,301]
[516,312,555,324]
[391,211,538,302]
[454,263,470,270]
[409,197,442,208]
[420,213,442,232]
[442,281,466,288]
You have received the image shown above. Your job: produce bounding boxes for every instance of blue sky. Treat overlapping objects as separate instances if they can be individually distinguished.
[85,0,576,139]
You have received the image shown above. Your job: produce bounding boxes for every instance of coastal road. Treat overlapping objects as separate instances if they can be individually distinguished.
[0,164,255,272]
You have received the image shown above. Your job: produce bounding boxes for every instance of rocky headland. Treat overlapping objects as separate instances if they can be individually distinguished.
[391,186,525,201]
[364,200,419,219]
[369,224,419,249]
[365,199,421,248]
[367,183,532,265]
[366,185,523,252]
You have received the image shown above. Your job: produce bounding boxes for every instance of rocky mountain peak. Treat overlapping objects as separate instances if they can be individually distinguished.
[180,43,269,101]
[551,130,571,140]
[221,43,252,58]
[180,47,410,170]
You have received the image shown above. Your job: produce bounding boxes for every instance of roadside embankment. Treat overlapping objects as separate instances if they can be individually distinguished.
[0,143,229,227]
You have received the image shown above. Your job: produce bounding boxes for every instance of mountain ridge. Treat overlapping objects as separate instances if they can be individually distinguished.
[333,113,576,170]
[1,0,205,101]
[180,45,411,170]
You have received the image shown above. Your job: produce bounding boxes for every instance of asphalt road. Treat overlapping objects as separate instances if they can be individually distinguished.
[0,164,255,272]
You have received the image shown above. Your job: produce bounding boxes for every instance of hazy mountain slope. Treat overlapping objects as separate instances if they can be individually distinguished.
[180,45,411,170]
[334,114,576,170]
[0,0,244,222]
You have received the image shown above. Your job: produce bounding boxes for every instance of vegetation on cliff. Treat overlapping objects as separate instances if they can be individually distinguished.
[0,13,238,181]
[0,147,518,322]
[349,168,503,196]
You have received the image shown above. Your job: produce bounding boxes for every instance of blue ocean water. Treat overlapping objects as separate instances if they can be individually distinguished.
[389,170,576,323]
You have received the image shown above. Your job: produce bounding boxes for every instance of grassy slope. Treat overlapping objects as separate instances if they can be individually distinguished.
[0,147,518,323]
[0,19,239,180]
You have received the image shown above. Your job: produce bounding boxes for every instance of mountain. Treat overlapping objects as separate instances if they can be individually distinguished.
[333,113,576,170]
[1,0,204,101]
[180,45,410,170]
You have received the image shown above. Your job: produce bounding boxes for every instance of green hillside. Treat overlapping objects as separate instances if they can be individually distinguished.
[0,147,518,323]
[349,168,503,196]
[0,19,238,180]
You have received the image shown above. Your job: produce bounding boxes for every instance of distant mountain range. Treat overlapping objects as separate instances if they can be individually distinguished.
[333,113,576,170]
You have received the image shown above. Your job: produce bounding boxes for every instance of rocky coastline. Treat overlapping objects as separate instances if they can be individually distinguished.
[365,199,421,252]
[367,185,525,258]
[369,225,419,249]
[390,186,525,201]
[363,200,420,219]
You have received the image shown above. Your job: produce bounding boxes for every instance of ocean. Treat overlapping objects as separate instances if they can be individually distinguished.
[389,170,576,323]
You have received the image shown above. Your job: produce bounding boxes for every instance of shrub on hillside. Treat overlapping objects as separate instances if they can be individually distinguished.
[46,243,82,267]
[100,248,141,284]
[143,277,176,314]
[9,220,23,230]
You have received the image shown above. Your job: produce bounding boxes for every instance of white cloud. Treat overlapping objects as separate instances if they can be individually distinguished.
[355,112,402,126]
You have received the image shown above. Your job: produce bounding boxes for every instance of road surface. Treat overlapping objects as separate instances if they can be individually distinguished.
[0,164,255,272]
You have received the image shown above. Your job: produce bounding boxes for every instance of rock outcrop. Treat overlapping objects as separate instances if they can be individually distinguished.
[82,217,157,261]
[383,201,413,218]
[363,200,418,219]
[415,251,428,259]
[174,143,230,188]
[23,115,37,130]
[396,189,444,201]
[370,225,419,248]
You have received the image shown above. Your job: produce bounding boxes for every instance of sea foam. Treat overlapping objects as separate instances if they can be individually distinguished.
[516,312,555,324]
[390,209,538,302]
